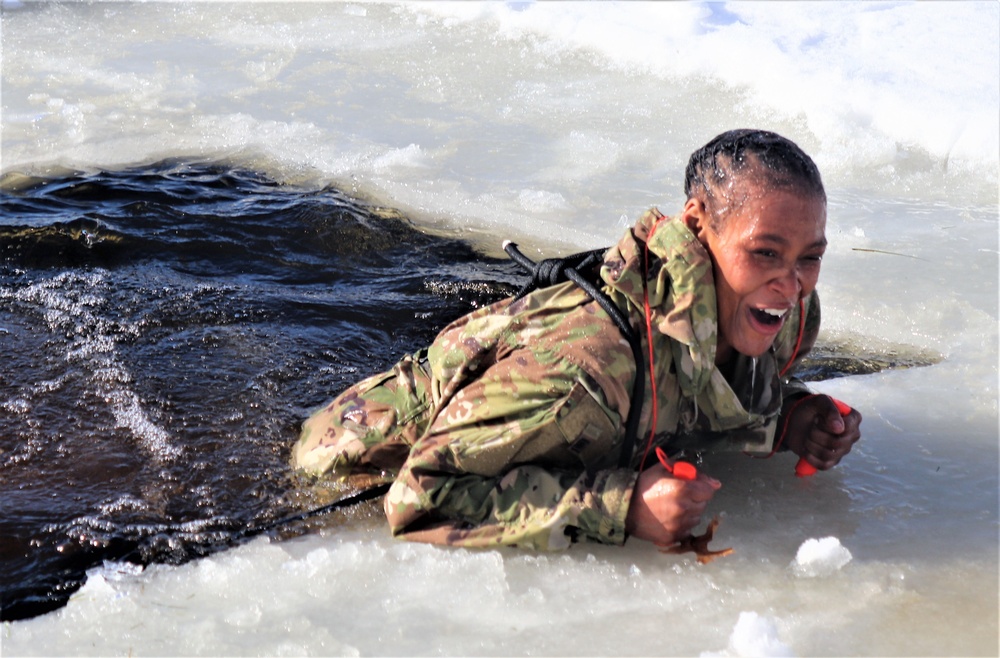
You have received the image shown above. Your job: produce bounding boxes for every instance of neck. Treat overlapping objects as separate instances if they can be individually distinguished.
[714,338,734,366]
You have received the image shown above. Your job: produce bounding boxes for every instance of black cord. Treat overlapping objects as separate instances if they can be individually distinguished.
[232,482,393,542]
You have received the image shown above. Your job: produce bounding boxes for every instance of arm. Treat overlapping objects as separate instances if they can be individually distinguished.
[384,357,637,550]
[386,440,636,550]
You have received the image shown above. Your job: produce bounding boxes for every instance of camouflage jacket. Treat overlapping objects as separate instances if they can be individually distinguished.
[293,209,818,549]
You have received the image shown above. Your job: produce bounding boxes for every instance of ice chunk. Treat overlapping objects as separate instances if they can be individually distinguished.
[791,537,853,578]
[702,611,794,658]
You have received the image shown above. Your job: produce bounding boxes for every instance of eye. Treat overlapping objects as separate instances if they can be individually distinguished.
[753,249,779,260]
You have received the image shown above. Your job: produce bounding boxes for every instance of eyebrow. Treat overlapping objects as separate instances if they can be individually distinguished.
[754,233,828,249]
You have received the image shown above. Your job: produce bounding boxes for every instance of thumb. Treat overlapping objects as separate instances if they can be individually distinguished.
[698,472,722,490]
[819,396,846,434]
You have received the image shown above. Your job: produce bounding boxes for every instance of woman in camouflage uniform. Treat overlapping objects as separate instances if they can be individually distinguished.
[292,129,863,550]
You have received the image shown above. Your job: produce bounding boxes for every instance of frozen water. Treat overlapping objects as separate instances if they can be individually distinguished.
[791,537,853,578]
[2,1,997,655]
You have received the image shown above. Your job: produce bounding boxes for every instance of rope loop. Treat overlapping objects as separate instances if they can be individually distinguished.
[534,257,569,288]
[505,244,606,300]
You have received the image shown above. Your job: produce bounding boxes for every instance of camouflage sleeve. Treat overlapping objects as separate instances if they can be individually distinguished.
[382,350,637,550]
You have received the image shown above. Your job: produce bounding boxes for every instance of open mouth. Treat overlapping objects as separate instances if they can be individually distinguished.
[749,307,787,327]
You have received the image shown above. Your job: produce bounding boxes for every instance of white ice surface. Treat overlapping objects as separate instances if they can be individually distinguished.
[2,2,997,655]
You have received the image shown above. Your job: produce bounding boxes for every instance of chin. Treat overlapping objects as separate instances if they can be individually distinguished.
[734,339,778,359]
[736,349,770,360]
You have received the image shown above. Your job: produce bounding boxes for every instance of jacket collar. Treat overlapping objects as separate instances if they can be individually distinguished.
[600,208,717,398]
[601,208,784,441]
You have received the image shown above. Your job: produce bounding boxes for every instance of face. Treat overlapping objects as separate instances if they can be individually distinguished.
[682,186,827,364]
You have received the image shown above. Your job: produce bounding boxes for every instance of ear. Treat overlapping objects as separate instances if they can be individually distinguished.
[681,197,712,242]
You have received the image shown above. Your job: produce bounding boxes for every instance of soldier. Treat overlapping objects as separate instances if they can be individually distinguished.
[291,129,863,550]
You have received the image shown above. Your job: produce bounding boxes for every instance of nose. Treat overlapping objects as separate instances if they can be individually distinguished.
[771,266,801,300]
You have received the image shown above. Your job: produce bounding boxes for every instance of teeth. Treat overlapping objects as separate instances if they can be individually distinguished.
[762,308,786,317]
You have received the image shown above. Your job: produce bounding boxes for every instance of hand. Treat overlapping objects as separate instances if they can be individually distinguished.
[783,394,862,472]
[625,464,721,545]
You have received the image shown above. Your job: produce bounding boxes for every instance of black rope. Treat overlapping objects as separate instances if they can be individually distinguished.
[232,482,393,542]
[502,241,644,468]
[46,482,394,581]
[504,243,607,300]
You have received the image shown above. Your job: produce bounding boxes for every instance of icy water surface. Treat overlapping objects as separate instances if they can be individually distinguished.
[1,1,996,654]
[0,161,524,619]
[0,162,932,622]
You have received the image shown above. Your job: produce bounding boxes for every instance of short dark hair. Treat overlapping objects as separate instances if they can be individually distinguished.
[684,129,826,223]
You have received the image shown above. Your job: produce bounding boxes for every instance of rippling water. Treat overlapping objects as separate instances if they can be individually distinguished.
[0,162,525,619]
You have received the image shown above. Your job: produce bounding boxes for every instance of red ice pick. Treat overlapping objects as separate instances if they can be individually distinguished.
[795,397,853,477]
[655,446,698,480]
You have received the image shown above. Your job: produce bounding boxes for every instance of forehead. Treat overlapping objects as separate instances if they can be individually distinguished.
[725,187,827,240]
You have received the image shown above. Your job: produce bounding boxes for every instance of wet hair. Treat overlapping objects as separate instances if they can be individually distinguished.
[684,129,826,225]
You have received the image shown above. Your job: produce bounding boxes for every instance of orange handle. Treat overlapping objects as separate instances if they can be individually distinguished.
[655,446,697,480]
[830,398,852,416]
[795,396,852,478]
[794,458,818,477]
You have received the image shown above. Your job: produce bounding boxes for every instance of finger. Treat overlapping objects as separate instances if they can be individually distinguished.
[818,397,846,434]
[675,497,708,518]
[830,432,860,459]
[681,513,705,534]
[676,505,707,530]
[805,425,837,454]
[689,474,723,497]
[683,484,719,505]
[819,433,861,468]
[821,423,860,457]
[670,486,712,510]
[843,410,863,441]
[696,472,722,489]
[802,431,841,470]
[801,450,834,471]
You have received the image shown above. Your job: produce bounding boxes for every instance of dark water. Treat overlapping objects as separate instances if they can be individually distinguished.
[0,161,522,620]
[0,161,932,622]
